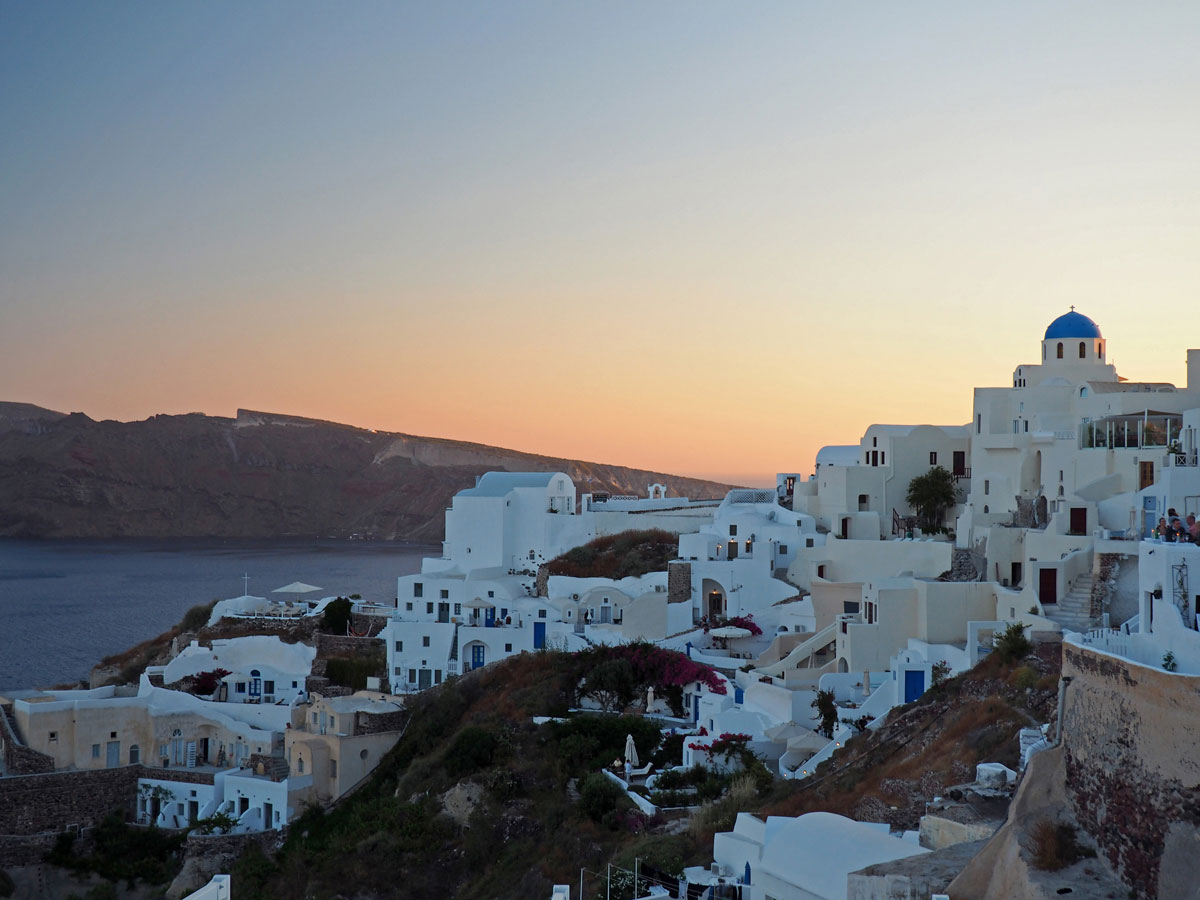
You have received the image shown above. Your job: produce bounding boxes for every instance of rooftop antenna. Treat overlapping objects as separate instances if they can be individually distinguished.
[242,573,250,596]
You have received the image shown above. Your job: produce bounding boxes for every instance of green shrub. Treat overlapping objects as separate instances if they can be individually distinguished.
[322,597,353,635]
[812,688,837,737]
[547,715,661,776]
[544,530,678,579]
[324,652,384,691]
[443,726,498,778]
[582,658,637,712]
[650,733,683,769]
[1011,666,1038,690]
[994,623,1033,663]
[578,772,624,822]
[46,812,184,886]
[180,601,217,633]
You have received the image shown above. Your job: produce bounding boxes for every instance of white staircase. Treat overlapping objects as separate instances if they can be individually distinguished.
[1045,575,1097,632]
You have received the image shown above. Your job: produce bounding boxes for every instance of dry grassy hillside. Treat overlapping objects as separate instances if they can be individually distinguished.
[0,404,736,540]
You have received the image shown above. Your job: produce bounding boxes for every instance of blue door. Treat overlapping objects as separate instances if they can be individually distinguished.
[471,644,486,670]
[693,695,700,722]
[533,622,546,649]
[904,669,925,703]
[485,608,495,627]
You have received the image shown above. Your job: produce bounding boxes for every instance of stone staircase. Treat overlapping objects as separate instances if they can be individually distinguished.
[1044,574,1099,632]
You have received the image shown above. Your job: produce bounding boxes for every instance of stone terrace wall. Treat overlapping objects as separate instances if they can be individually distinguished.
[1061,642,1200,900]
[315,633,384,659]
[667,561,691,604]
[356,709,407,735]
[1,704,54,775]
[0,766,140,837]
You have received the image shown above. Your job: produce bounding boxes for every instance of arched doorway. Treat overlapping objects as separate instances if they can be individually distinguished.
[701,578,726,619]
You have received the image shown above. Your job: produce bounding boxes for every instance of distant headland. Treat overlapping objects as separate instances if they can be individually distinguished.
[0,403,736,541]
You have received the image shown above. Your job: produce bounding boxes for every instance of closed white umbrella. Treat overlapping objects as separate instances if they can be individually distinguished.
[624,733,639,769]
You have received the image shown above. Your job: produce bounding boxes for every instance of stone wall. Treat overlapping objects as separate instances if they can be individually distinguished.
[535,565,550,598]
[138,766,216,786]
[315,633,384,659]
[668,561,692,604]
[0,766,140,837]
[1,704,54,775]
[356,709,407,735]
[1061,641,1200,899]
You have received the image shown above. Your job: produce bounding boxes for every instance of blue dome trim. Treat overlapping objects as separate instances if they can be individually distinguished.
[1044,311,1102,340]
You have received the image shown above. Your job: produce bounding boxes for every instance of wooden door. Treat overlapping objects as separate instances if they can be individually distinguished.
[953,451,966,477]
[1039,568,1057,605]
[1139,461,1155,491]
[1069,507,1088,535]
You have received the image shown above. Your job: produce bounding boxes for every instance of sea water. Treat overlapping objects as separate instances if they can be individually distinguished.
[0,539,431,691]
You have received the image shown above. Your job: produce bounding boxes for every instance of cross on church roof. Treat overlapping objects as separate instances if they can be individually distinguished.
[1070,305,1076,311]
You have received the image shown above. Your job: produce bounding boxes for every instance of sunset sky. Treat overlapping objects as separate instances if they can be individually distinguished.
[3,3,1199,486]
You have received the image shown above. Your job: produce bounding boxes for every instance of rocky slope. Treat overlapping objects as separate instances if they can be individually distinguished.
[0,403,735,540]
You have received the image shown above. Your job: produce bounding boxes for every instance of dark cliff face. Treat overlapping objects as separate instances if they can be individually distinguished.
[0,404,736,540]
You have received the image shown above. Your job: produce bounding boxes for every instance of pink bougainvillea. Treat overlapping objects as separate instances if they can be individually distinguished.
[585,641,727,695]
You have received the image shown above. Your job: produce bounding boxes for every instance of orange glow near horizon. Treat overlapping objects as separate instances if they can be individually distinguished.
[3,4,1200,486]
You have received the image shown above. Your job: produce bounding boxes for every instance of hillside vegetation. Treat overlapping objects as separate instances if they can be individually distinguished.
[220,640,1061,900]
[543,529,679,579]
[0,404,735,540]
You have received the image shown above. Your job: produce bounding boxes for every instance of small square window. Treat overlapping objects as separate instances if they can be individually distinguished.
[394,640,403,652]
[538,609,547,619]
[440,589,449,599]
[729,524,738,536]
[505,643,513,652]
[779,544,788,555]
[394,666,402,676]
[110,731,117,739]
[405,602,413,612]
[413,583,423,597]
[487,590,494,598]
[426,602,434,614]
[408,669,417,682]
[236,682,246,693]
[422,636,430,647]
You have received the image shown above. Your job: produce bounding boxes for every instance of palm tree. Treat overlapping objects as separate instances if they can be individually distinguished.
[905,466,958,533]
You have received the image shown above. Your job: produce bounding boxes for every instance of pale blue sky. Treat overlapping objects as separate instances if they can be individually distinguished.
[3,2,1199,483]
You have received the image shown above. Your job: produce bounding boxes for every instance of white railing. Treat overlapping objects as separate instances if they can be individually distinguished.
[728,489,776,504]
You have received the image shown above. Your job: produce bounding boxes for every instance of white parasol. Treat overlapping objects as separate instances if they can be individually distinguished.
[624,733,639,769]
[709,625,752,639]
[273,582,323,596]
